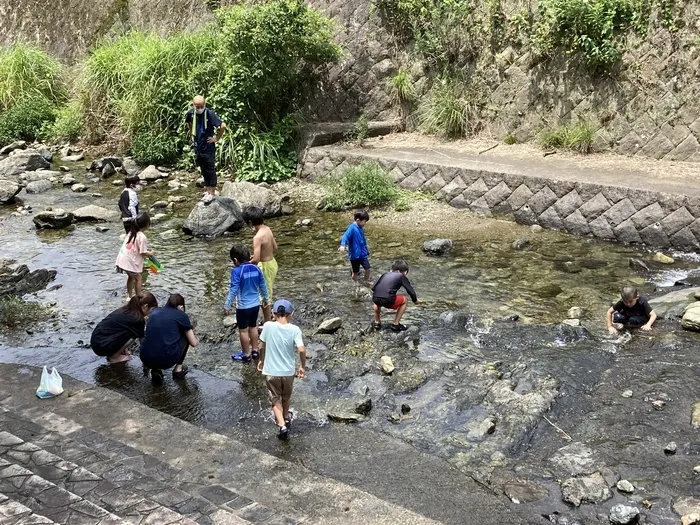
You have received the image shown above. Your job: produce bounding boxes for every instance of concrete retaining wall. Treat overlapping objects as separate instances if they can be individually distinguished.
[302,147,700,250]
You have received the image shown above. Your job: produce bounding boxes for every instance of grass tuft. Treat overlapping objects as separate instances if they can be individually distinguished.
[539,121,596,153]
[0,296,50,328]
[322,162,398,211]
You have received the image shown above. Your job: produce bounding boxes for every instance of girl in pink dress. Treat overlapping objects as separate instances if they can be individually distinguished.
[115,212,155,297]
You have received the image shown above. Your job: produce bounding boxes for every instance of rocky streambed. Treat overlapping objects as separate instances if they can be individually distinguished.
[0,145,699,524]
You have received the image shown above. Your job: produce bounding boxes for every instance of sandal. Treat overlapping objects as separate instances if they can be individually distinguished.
[232,352,252,363]
[251,350,260,359]
[372,322,382,331]
[172,364,189,380]
[391,323,408,332]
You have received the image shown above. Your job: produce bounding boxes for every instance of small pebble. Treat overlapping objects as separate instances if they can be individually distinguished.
[664,441,677,455]
[96,226,109,233]
[621,390,633,398]
[652,400,666,410]
[616,480,634,493]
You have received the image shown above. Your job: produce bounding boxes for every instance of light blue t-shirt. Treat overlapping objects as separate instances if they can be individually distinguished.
[260,321,304,377]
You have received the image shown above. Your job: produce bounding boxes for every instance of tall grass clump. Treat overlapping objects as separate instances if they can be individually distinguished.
[322,162,398,210]
[539,121,596,153]
[418,78,479,138]
[79,0,341,181]
[389,68,417,103]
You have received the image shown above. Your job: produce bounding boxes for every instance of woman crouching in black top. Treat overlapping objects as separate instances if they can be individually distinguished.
[90,293,158,364]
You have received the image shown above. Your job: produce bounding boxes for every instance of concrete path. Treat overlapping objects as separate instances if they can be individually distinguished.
[0,364,525,525]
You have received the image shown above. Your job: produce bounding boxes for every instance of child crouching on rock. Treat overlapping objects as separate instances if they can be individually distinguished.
[371,259,419,332]
[115,212,155,298]
[606,285,657,334]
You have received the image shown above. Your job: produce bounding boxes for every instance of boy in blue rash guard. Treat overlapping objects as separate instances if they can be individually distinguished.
[338,209,371,285]
[224,245,269,362]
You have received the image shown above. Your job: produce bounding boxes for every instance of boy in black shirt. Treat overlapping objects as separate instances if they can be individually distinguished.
[606,286,657,334]
[371,259,418,332]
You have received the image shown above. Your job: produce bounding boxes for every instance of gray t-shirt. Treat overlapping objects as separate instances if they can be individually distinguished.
[260,321,303,377]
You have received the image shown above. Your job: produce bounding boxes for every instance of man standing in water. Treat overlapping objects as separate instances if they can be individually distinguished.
[246,207,278,323]
[185,95,226,203]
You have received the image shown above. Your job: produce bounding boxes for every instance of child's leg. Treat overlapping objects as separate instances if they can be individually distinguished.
[351,260,360,283]
[238,326,250,356]
[107,339,135,364]
[134,273,143,296]
[393,299,408,326]
[373,303,381,324]
[364,268,371,282]
[248,326,259,353]
[126,275,135,298]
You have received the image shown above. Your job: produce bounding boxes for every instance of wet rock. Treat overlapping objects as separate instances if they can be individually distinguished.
[91,193,102,198]
[609,504,639,524]
[567,307,582,319]
[168,195,187,203]
[467,416,497,440]
[0,150,49,178]
[674,498,700,519]
[167,180,182,190]
[561,319,580,327]
[112,179,122,186]
[89,156,123,172]
[617,480,635,493]
[101,163,116,178]
[221,180,282,217]
[182,197,244,237]
[555,323,590,343]
[317,317,342,334]
[139,165,164,181]
[621,390,633,398]
[160,229,179,240]
[315,198,325,210]
[650,287,700,319]
[62,152,84,162]
[71,183,87,193]
[628,258,650,271]
[652,251,674,264]
[682,303,700,331]
[281,205,294,215]
[25,180,53,194]
[682,514,700,525]
[380,355,395,374]
[355,399,372,415]
[550,442,603,476]
[503,480,549,504]
[96,226,109,233]
[152,213,167,221]
[694,465,700,474]
[664,441,677,455]
[152,201,168,208]
[512,238,531,250]
[560,472,612,506]
[327,411,364,423]
[0,180,21,203]
[37,148,52,162]
[0,263,56,295]
[223,316,237,328]
[121,157,140,176]
[33,209,74,229]
[0,140,26,155]
[301,218,313,226]
[401,403,411,414]
[692,402,700,429]
[58,166,70,172]
[422,238,453,255]
[61,175,76,186]
[20,170,60,183]
[73,205,119,222]
[437,310,470,329]
[652,400,666,410]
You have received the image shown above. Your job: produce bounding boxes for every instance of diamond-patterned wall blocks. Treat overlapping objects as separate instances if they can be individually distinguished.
[301,148,700,249]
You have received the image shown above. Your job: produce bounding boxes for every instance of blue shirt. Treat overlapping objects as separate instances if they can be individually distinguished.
[340,222,369,260]
[140,307,193,369]
[185,108,223,155]
[260,321,304,377]
[225,262,269,311]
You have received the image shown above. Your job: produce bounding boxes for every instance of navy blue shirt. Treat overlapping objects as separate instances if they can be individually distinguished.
[140,306,193,369]
[185,108,223,155]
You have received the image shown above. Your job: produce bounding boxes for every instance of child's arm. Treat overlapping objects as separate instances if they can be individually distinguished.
[401,275,418,303]
[128,191,138,219]
[605,306,616,333]
[251,234,262,264]
[224,270,240,313]
[297,344,306,378]
[338,226,353,252]
[185,329,198,348]
[138,235,156,257]
[256,341,266,372]
[641,310,657,331]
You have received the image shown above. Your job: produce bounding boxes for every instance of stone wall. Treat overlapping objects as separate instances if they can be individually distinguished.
[302,147,700,250]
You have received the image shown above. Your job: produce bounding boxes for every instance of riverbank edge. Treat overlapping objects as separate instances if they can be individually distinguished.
[301,145,700,250]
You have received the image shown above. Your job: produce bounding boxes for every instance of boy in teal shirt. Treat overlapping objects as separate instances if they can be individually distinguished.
[257,299,305,440]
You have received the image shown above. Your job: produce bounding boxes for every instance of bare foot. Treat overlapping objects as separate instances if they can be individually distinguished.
[107,354,132,364]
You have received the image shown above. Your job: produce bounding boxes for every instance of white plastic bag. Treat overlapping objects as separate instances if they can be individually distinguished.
[36,366,64,399]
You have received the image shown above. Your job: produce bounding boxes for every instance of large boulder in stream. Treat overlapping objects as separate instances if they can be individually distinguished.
[0,262,56,296]
[221,180,282,217]
[25,180,54,194]
[20,170,60,183]
[182,197,244,237]
[0,180,21,203]
[32,209,74,229]
[422,238,454,255]
[73,205,119,222]
[649,287,700,319]
[0,150,50,178]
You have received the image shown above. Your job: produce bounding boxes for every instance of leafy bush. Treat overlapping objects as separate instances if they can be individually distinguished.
[539,121,596,153]
[531,0,640,69]
[41,101,83,142]
[0,43,65,110]
[344,113,370,146]
[389,68,417,103]
[78,0,341,178]
[323,162,398,210]
[131,129,180,165]
[0,296,50,328]
[0,96,56,144]
[418,78,479,138]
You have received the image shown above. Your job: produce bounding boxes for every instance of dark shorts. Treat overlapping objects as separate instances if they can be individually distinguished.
[351,258,371,274]
[373,295,407,310]
[141,335,189,370]
[122,220,132,233]
[613,312,648,327]
[195,151,217,187]
[236,306,260,330]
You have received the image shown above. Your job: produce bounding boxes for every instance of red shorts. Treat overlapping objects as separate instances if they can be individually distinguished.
[374,295,406,310]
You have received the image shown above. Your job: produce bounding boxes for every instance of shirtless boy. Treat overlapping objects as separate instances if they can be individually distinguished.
[245,207,278,322]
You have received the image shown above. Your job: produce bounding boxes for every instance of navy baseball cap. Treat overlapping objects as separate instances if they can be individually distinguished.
[273,299,294,315]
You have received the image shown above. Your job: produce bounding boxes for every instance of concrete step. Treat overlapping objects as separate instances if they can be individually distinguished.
[0,429,207,525]
[0,413,278,525]
[0,492,56,524]
[0,364,443,524]
[0,456,129,525]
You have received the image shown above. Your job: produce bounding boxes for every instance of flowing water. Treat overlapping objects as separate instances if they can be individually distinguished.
[0,166,698,524]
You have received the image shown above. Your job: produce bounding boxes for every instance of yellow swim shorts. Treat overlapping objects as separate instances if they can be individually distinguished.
[258,258,278,301]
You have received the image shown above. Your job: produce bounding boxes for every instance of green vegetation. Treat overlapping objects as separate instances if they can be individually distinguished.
[344,113,370,146]
[539,121,596,153]
[0,296,50,328]
[417,78,481,138]
[0,96,56,144]
[41,101,83,142]
[389,68,417,103]
[503,133,517,145]
[322,162,399,210]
